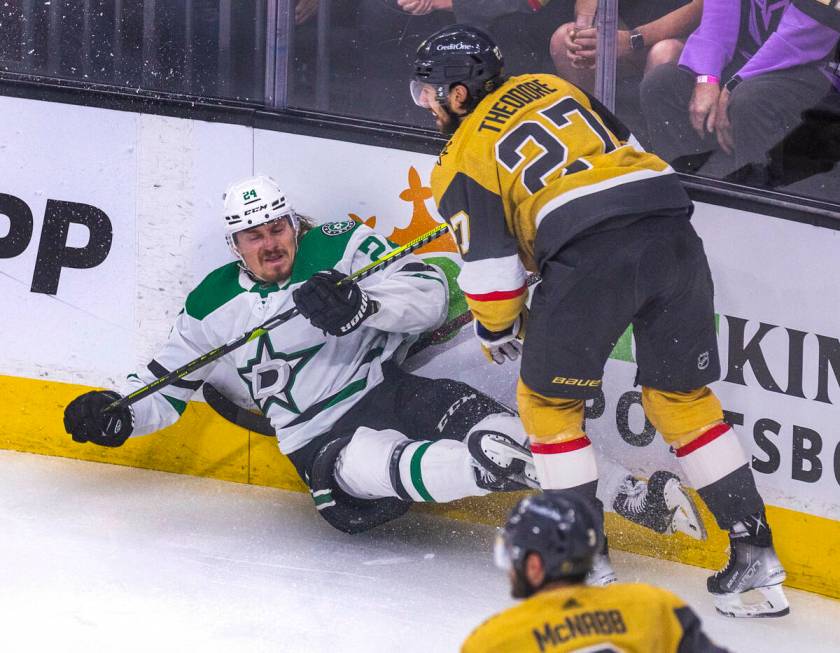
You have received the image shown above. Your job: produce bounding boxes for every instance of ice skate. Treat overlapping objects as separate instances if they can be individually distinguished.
[708,512,789,618]
[613,471,706,540]
[467,430,539,491]
[585,551,618,586]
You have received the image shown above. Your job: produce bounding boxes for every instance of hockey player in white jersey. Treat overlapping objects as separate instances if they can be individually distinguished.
[63,175,704,541]
[62,175,542,533]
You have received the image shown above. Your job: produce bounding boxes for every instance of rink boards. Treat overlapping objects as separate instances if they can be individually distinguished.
[1,96,838,599]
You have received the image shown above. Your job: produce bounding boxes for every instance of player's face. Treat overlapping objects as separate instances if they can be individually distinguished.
[235,217,296,283]
[411,82,457,134]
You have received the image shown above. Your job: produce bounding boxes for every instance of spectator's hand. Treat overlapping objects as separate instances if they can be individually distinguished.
[398,0,443,15]
[688,82,720,139]
[715,88,734,155]
[295,0,319,25]
[570,26,597,68]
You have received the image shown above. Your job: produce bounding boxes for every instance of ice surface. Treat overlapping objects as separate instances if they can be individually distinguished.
[1,450,837,652]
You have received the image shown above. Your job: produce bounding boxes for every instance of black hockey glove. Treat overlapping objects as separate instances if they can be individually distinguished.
[293,270,379,337]
[63,390,134,447]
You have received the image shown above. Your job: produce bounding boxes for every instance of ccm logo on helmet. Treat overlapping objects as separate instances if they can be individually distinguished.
[244,204,269,216]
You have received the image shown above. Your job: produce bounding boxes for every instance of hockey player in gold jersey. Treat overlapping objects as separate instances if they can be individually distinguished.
[462,492,729,653]
[412,24,789,617]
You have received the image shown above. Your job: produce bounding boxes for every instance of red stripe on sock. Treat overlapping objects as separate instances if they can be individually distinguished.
[464,285,527,302]
[676,423,731,458]
[531,437,592,455]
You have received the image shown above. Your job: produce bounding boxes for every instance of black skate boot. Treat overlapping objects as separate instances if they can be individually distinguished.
[708,511,789,618]
[467,430,539,492]
[613,471,707,540]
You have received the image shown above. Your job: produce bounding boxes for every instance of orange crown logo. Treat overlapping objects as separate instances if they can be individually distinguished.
[349,166,457,254]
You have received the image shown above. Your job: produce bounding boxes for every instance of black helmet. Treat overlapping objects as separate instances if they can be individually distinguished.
[411,24,505,110]
[495,493,602,587]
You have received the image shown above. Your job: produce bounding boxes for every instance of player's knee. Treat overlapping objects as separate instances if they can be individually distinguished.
[336,428,406,499]
[641,386,723,445]
[311,432,410,534]
[645,39,684,70]
[517,379,586,443]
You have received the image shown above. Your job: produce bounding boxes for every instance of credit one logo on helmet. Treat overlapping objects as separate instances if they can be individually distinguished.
[435,43,476,51]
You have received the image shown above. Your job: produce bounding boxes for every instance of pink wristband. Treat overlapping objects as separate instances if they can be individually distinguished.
[695,75,720,85]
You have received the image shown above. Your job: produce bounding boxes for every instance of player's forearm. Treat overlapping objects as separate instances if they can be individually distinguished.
[458,255,528,332]
[119,374,184,436]
[364,263,449,334]
[120,312,214,436]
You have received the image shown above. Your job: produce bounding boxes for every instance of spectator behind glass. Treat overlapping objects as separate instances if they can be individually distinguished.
[639,0,839,185]
[397,0,574,74]
[551,0,701,91]
[549,0,701,140]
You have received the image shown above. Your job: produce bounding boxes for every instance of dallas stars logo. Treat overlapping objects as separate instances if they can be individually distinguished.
[237,333,322,414]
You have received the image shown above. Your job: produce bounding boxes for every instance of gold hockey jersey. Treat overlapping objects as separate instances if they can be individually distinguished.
[461,583,729,653]
[431,74,692,332]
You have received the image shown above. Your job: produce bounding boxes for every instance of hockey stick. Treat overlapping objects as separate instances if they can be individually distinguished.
[106,223,451,412]
[203,307,475,437]
[204,272,542,436]
[406,271,541,357]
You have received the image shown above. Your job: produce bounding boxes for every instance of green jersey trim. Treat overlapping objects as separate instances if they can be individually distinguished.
[423,256,468,323]
[284,222,362,287]
[185,262,247,320]
[285,378,368,428]
[283,346,385,428]
[163,394,187,415]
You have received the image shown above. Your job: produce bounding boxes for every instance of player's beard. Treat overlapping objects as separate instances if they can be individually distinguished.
[438,104,463,137]
[510,571,537,599]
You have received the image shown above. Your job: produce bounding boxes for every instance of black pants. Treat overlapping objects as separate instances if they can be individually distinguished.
[521,215,721,399]
[640,63,832,174]
[288,363,512,483]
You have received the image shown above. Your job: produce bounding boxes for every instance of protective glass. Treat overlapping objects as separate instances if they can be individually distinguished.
[410,80,438,109]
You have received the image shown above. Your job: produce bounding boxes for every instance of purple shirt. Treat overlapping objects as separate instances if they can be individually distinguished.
[679,1,839,81]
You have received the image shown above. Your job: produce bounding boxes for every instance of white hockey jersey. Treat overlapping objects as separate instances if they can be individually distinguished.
[124,221,449,454]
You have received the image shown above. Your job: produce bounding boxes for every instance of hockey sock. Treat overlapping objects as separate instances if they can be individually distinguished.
[531,436,599,490]
[334,428,488,503]
[390,439,489,502]
[675,423,765,530]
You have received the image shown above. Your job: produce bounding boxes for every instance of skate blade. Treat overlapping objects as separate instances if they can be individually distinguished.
[664,480,707,541]
[585,556,618,587]
[521,462,541,489]
[713,583,790,618]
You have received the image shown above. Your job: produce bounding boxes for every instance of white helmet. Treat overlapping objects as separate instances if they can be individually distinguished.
[222,175,299,263]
